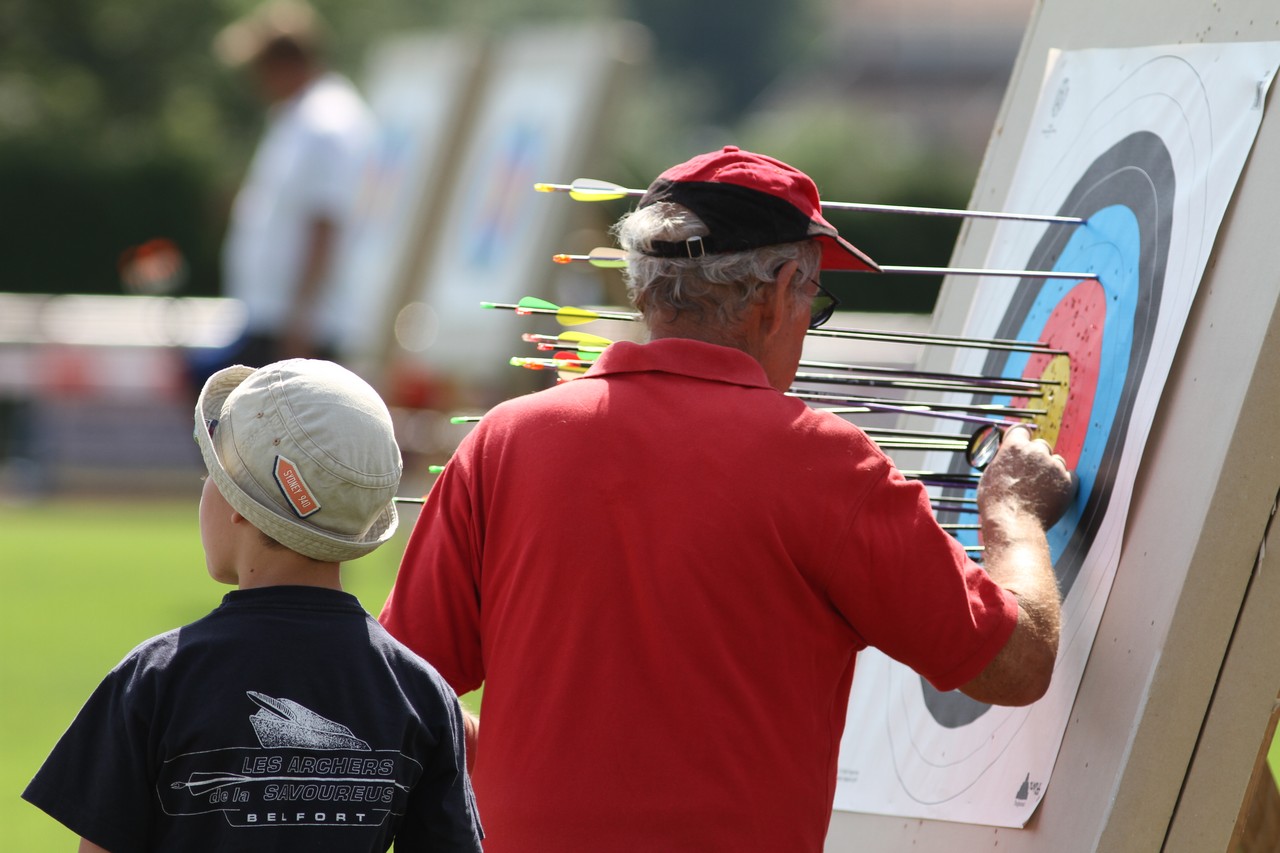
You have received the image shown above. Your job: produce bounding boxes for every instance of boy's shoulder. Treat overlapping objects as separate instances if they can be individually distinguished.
[110,624,186,672]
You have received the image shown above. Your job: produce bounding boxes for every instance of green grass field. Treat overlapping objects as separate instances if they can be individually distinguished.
[0,495,452,849]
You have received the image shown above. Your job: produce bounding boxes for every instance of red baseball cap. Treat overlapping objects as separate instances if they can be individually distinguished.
[636,146,879,272]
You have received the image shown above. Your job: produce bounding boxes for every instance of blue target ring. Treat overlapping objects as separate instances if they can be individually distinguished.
[956,204,1141,563]
[924,132,1172,728]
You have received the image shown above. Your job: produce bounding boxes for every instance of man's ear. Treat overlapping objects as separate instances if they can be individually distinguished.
[765,260,799,337]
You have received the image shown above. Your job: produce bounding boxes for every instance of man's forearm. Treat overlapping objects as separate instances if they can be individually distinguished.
[462,708,478,774]
[958,426,1073,706]
[982,512,1062,668]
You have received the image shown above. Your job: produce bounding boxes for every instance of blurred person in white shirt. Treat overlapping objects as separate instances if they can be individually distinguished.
[214,0,375,367]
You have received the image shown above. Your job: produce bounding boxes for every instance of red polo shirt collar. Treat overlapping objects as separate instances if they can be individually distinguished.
[585,337,773,390]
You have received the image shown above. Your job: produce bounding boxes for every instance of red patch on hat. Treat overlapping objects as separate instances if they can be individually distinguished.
[274,455,321,518]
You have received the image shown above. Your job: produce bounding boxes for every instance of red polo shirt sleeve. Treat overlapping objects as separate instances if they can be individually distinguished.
[380,439,486,696]
[822,464,1019,693]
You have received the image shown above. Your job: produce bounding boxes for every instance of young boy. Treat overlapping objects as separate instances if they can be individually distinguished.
[23,359,483,852]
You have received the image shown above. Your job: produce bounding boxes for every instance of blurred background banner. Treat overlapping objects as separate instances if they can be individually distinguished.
[384,20,645,392]
[326,31,489,379]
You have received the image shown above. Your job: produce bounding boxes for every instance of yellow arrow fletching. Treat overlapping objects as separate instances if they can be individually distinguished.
[568,178,633,201]
[555,306,601,326]
[560,331,613,348]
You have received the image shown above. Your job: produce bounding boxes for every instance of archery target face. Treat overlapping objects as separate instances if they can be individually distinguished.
[920,131,1173,733]
[904,62,1200,800]
[834,43,1280,824]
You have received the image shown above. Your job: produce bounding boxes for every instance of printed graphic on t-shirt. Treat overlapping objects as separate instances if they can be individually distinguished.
[247,691,370,750]
[158,692,421,829]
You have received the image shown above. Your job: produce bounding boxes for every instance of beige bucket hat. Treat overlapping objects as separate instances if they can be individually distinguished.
[195,359,401,563]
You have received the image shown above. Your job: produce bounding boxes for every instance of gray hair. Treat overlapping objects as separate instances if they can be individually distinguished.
[612,202,823,331]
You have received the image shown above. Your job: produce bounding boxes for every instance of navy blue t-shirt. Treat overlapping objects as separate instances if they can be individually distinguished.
[24,586,482,852]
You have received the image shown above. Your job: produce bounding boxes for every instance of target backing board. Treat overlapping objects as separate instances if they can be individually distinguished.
[833,41,1280,829]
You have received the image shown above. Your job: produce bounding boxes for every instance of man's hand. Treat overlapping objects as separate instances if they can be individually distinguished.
[977,425,1075,532]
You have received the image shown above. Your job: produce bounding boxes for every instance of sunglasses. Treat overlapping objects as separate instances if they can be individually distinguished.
[808,281,840,330]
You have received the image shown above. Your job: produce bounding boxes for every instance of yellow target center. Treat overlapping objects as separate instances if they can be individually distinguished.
[1028,354,1071,448]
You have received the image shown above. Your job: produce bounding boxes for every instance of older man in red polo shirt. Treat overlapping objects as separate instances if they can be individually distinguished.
[380,146,1074,852]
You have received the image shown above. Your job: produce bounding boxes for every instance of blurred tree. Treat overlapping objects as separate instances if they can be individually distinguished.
[0,0,620,296]
[738,101,976,313]
[620,0,821,123]
[0,0,974,314]
[0,0,259,295]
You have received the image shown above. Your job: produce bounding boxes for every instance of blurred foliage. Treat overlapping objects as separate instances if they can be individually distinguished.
[0,0,975,312]
[737,102,974,312]
[619,0,822,123]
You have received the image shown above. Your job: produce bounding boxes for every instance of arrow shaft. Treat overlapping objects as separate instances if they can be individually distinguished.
[794,390,1044,419]
[538,180,1085,226]
[494,298,1065,356]
[482,301,640,322]
[872,438,969,453]
[793,370,1041,397]
[799,359,1057,390]
[907,472,983,489]
[875,265,1096,280]
[806,325,1066,355]
[820,198,1084,225]
[932,502,980,514]
[550,252,1097,284]
[511,357,591,371]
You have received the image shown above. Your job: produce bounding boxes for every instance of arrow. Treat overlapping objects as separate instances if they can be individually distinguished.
[523,331,614,349]
[552,247,627,268]
[528,340,606,360]
[903,470,983,489]
[483,296,637,326]
[534,178,1086,226]
[552,247,1097,282]
[805,324,1067,355]
[509,355,1051,405]
[510,355,592,374]
[799,358,1056,392]
[486,297,1064,355]
[861,428,969,450]
[793,369,1041,397]
[933,501,980,514]
[793,389,1043,423]
[522,331,611,361]
[875,265,1096,281]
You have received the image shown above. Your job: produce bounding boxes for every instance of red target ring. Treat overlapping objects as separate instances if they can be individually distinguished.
[1013,278,1106,468]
